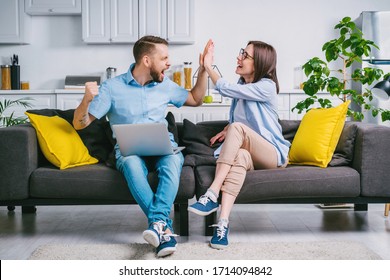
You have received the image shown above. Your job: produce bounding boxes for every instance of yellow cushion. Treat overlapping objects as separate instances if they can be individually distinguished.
[25,112,98,169]
[288,100,350,168]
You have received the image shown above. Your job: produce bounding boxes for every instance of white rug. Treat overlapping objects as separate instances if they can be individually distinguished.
[29,241,381,260]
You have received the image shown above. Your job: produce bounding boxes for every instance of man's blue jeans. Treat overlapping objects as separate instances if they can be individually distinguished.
[116,149,184,231]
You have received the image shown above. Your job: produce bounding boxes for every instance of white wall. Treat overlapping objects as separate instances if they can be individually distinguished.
[1,0,389,90]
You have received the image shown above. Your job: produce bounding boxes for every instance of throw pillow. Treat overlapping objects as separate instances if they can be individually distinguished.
[288,100,350,168]
[328,122,357,167]
[25,112,98,169]
[181,119,226,156]
[165,111,179,144]
[27,109,114,163]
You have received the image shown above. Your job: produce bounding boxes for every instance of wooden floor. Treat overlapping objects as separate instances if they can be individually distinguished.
[1,203,389,259]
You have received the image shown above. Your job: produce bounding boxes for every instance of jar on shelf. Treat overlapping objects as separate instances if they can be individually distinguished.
[184,62,192,89]
[173,65,183,86]
[1,65,12,90]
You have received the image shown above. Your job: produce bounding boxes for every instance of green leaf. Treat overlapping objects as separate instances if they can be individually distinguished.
[381,110,390,122]
[340,27,348,36]
[346,21,356,30]
[342,16,351,23]
[342,39,351,49]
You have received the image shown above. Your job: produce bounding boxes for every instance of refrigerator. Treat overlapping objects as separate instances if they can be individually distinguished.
[353,11,390,127]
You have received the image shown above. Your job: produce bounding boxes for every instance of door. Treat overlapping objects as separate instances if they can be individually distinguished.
[167,0,194,44]
[139,0,167,39]
[82,0,110,43]
[0,0,31,44]
[110,0,138,43]
[25,0,82,15]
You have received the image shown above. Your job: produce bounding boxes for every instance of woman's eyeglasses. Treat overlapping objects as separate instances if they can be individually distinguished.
[239,48,254,60]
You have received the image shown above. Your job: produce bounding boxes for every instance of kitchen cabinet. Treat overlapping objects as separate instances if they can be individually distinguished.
[139,0,194,44]
[0,92,55,118]
[25,0,82,15]
[1,90,344,122]
[82,0,194,44]
[82,0,138,43]
[56,93,84,110]
[166,0,194,44]
[0,0,31,44]
[167,104,230,124]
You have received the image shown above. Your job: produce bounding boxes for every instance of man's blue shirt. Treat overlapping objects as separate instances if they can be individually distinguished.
[88,64,188,143]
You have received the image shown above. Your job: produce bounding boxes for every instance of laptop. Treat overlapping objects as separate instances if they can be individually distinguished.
[111,123,185,156]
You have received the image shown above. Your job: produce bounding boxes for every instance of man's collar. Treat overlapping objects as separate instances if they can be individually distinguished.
[125,63,159,86]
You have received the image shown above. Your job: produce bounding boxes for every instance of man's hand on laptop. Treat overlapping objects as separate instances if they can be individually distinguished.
[84,81,99,103]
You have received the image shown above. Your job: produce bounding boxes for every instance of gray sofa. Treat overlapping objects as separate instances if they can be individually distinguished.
[182,120,390,235]
[0,109,194,236]
[1,111,390,237]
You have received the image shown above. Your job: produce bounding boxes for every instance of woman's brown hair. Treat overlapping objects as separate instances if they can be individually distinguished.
[246,41,279,93]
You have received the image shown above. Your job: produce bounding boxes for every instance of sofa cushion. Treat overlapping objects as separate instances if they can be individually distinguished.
[166,111,179,144]
[328,122,358,167]
[181,119,225,156]
[27,109,178,168]
[30,164,195,202]
[27,109,114,164]
[288,101,350,168]
[25,112,98,169]
[194,165,360,201]
[278,119,300,143]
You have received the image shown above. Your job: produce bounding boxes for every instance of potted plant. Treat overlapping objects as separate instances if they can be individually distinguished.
[0,97,32,127]
[292,16,390,122]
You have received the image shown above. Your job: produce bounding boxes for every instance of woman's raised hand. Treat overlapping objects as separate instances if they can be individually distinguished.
[203,39,214,68]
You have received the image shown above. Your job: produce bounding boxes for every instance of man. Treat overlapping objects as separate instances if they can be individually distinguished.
[73,36,209,257]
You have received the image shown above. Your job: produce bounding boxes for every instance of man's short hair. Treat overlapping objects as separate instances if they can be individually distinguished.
[133,36,168,64]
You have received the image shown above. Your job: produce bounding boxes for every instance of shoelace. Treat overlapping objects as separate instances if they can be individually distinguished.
[210,224,227,241]
[198,195,211,206]
[152,221,167,237]
[160,233,179,244]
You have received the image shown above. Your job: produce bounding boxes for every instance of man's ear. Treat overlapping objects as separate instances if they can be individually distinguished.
[142,55,151,68]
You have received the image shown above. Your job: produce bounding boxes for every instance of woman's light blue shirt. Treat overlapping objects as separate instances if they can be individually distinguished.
[215,78,290,166]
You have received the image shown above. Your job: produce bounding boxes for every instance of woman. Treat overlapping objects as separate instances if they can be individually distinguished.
[188,40,290,249]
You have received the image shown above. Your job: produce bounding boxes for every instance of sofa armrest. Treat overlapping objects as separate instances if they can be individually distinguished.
[352,122,390,197]
[0,124,39,201]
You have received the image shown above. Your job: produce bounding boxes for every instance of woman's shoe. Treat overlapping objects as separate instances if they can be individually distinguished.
[188,195,219,216]
[209,223,229,249]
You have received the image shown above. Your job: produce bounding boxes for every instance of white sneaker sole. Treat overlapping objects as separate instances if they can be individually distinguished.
[157,245,177,257]
[188,206,218,216]
[210,242,228,250]
[142,230,160,248]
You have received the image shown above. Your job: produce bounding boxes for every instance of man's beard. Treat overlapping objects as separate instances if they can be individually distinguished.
[150,65,164,83]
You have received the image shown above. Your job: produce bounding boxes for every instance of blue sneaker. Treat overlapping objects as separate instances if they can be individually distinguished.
[156,234,177,257]
[210,223,229,249]
[188,195,219,216]
[142,221,166,248]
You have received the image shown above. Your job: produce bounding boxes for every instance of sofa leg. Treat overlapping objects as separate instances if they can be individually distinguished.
[205,212,217,236]
[22,206,37,214]
[385,204,390,217]
[178,203,189,236]
[354,204,368,211]
[7,206,15,211]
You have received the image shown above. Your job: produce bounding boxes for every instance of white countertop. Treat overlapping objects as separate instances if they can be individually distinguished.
[1,89,329,94]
